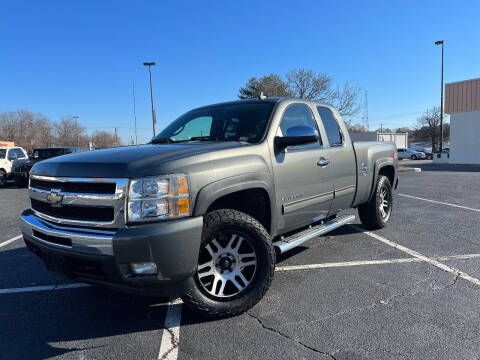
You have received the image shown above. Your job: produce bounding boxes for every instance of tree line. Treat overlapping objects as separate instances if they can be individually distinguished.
[0,110,121,153]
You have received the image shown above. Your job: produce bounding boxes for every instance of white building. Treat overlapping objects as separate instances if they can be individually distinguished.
[445,78,480,164]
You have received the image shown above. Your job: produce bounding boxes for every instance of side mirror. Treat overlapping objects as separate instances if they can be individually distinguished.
[275,125,319,150]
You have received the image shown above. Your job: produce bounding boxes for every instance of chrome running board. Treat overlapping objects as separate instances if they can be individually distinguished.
[274,214,356,254]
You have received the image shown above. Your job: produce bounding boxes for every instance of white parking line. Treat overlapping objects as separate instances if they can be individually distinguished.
[0,283,89,294]
[398,193,480,212]
[158,299,183,360]
[352,225,480,287]
[0,234,22,248]
[276,253,480,272]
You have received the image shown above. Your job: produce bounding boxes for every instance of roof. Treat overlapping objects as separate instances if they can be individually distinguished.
[191,97,331,112]
[445,78,480,113]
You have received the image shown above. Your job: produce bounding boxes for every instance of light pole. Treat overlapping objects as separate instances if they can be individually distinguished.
[434,40,444,152]
[72,115,80,147]
[143,62,157,137]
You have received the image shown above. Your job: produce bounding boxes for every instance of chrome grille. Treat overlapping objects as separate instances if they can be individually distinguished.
[29,175,128,228]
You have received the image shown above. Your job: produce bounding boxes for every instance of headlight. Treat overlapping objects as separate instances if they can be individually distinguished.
[127,175,190,222]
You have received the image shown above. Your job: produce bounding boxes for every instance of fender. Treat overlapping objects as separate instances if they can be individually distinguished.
[193,172,277,232]
[368,158,397,202]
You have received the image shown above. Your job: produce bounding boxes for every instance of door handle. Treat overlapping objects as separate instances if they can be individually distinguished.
[317,158,330,167]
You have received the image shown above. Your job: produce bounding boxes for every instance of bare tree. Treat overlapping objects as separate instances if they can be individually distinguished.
[90,130,121,149]
[330,82,361,120]
[54,116,89,148]
[416,107,441,151]
[0,110,55,152]
[346,123,367,133]
[286,69,333,101]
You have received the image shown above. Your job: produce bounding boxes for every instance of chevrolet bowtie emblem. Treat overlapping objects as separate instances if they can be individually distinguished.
[46,189,63,206]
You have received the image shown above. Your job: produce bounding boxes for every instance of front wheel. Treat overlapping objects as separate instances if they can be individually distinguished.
[358,175,393,230]
[182,209,275,318]
[411,155,417,160]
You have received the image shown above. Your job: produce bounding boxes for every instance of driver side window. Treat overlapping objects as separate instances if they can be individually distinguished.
[277,104,322,149]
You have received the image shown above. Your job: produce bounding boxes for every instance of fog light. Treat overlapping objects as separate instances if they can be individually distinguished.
[131,262,158,275]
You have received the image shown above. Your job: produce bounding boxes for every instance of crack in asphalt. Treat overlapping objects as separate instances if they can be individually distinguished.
[246,312,338,359]
[160,327,179,360]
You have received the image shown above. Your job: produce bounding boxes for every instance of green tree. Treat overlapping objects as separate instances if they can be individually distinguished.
[238,74,292,99]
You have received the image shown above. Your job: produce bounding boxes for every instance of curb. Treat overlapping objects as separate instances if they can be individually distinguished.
[398,166,421,173]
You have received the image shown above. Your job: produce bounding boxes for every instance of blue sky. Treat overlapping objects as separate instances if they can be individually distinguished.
[1,0,479,143]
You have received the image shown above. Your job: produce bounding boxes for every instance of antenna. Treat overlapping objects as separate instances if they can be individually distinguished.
[361,90,369,131]
[133,82,138,145]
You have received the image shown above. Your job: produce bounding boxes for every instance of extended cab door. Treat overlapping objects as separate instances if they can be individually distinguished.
[271,103,334,234]
[315,106,356,212]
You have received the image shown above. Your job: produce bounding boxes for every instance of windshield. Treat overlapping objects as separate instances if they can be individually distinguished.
[33,148,66,160]
[152,102,276,144]
[0,149,5,159]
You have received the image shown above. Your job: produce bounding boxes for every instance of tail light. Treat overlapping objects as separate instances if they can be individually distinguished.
[392,152,397,159]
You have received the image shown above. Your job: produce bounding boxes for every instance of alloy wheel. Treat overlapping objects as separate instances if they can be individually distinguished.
[379,186,391,220]
[196,232,257,299]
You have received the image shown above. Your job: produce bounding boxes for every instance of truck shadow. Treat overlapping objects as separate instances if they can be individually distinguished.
[0,247,175,359]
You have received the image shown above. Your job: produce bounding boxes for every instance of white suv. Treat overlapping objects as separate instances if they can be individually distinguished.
[0,146,28,187]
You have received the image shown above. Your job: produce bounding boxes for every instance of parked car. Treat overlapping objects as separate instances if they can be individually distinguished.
[21,98,398,317]
[14,147,81,187]
[397,148,426,160]
[420,148,433,160]
[0,146,28,187]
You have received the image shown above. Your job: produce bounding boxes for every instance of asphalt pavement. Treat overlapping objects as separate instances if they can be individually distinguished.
[1,166,480,360]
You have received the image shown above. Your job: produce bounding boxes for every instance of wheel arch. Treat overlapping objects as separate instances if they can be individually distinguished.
[193,174,275,234]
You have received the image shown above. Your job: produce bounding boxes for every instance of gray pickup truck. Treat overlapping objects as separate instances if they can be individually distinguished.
[21,98,398,317]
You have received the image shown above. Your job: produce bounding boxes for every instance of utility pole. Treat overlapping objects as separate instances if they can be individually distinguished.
[435,40,444,152]
[362,90,369,131]
[133,82,138,145]
[143,62,157,137]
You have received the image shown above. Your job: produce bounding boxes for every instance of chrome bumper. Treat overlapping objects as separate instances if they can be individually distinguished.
[20,210,115,255]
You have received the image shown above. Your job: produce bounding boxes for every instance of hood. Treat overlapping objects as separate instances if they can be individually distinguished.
[31,142,246,178]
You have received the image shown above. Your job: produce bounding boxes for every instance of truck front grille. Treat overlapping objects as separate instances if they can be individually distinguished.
[29,175,128,228]
[30,178,116,194]
[31,199,115,222]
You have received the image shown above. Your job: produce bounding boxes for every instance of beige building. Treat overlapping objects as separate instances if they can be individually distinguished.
[444,78,480,164]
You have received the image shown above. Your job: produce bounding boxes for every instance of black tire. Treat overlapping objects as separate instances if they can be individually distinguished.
[0,170,6,188]
[182,209,275,318]
[358,175,393,230]
[15,175,28,188]
[411,155,417,160]
[427,155,433,160]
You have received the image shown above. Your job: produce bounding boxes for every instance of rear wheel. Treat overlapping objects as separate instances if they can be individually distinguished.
[182,209,275,318]
[358,175,393,230]
[0,170,6,188]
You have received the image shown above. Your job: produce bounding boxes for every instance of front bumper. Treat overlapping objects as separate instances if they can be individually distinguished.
[21,208,203,296]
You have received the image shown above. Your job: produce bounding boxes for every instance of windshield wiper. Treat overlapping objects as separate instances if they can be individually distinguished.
[188,136,227,141]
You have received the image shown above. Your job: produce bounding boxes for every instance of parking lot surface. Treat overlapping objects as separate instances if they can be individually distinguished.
[1,166,480,360]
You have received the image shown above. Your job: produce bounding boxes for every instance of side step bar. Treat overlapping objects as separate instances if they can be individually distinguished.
[274,214,356,254]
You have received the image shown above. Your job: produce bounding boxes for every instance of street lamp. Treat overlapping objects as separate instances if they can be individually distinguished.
[72,116,80,147]
[434,40,444,152]
[143,62,157,137]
